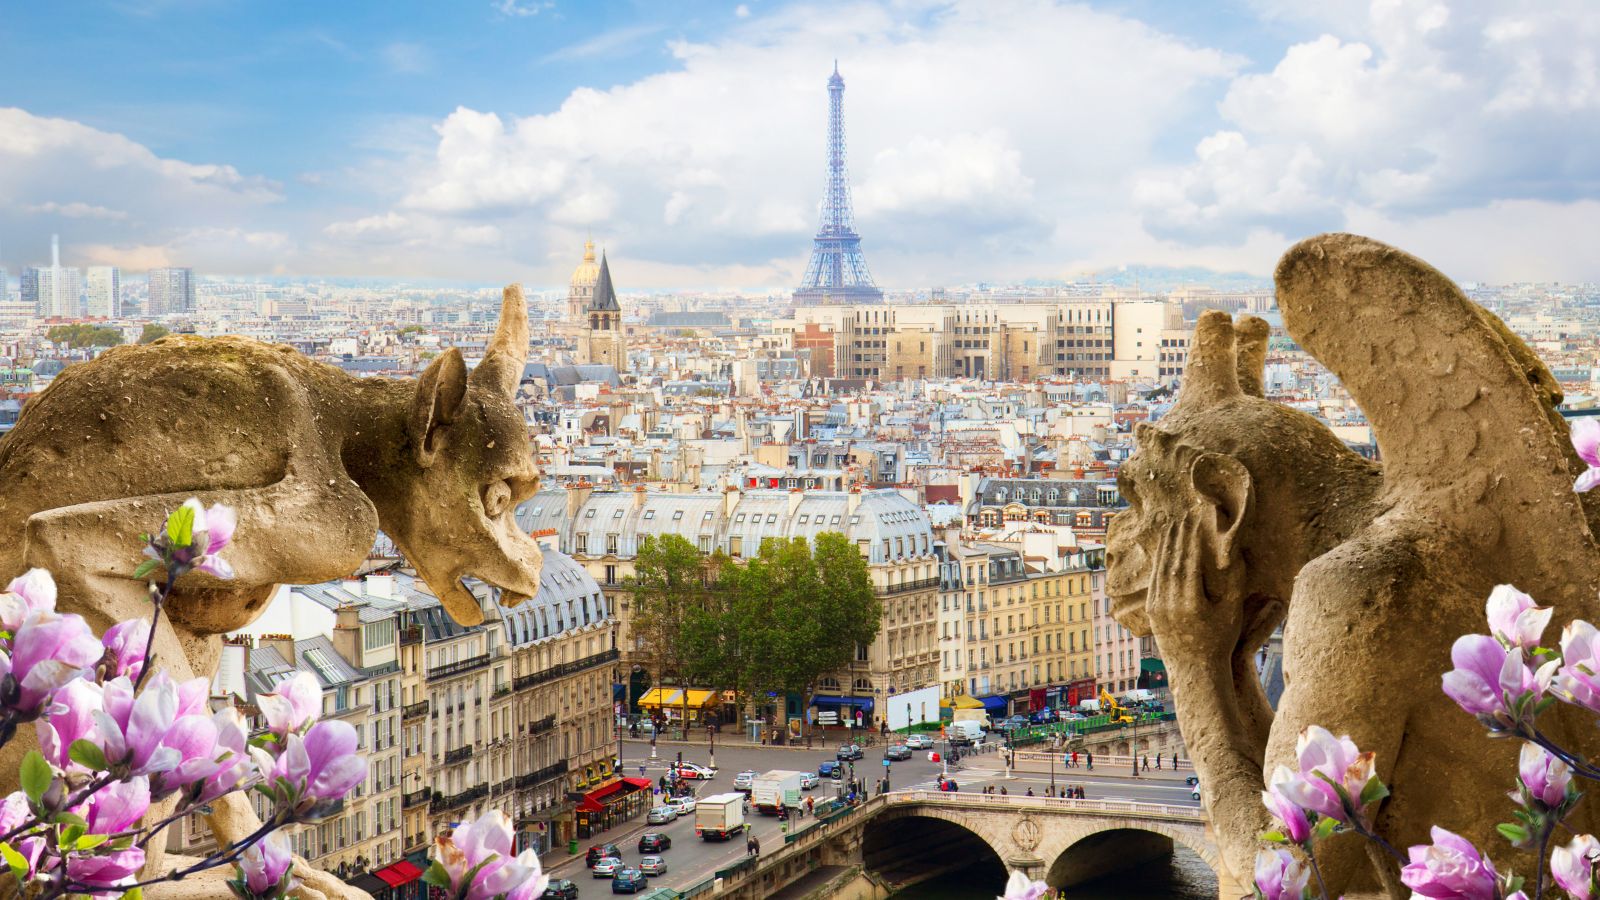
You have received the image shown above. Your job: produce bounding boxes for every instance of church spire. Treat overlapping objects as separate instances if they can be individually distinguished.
[590,251,620,313]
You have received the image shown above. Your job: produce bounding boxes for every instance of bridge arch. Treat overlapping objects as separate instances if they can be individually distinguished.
[1045,823,1222,893]
[862,807,1007,893]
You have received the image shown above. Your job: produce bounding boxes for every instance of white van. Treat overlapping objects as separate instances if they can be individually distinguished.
[947,720,985,745]
[1075,699,1102,714]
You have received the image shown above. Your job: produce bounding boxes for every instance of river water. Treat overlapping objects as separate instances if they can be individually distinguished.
[887,845,1218,899]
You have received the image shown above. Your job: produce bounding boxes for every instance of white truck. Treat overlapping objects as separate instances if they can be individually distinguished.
[751,770,805,816]
[947,720,985,746]
[694,792,746,841]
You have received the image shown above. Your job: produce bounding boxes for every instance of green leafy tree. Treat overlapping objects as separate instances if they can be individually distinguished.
[46,324,124,348]
[139,323,170,344]
[629,534,709,729]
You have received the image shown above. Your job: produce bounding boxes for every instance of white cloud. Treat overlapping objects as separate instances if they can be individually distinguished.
[735,4,751,18]
[493,0,551,18]
[382,42,431,74]
[25,201,128,221]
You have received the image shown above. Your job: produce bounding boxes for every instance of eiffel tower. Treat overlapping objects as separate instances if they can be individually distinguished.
[794,63,884,305]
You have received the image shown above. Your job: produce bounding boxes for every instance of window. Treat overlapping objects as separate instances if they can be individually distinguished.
[642,510,655,520]
[672,510,684,521]
[735,513,746,524]
[766,513,778,524]
[606,534,618,555]
[703,511,714,521]
[798,515,808,524]
[613,509,623,519]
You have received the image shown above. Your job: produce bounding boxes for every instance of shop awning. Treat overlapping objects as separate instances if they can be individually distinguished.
[576,777,652,812]
[1138,657,1168,689]
[812,695,875,711]
[951,695,984,710]
[637,687,720,708]
[637,688,681,708]
[374,861,423,888]
[978,695,1009,714]
[349,874,389,895]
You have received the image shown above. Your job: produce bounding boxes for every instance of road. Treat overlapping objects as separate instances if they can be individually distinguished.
[546,736,1200,894]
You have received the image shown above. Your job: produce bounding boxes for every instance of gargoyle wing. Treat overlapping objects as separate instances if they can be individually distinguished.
[1275,233,1595,567]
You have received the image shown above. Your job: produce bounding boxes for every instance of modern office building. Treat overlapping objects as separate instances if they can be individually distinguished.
[148,266,195,315]
[84,266,120,318]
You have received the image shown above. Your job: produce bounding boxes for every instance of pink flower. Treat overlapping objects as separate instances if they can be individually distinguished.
[994,870,1048,900]
[0,568,57,632]
[257,671,323,741]
[237,833,297,898]
[1443,634,1553,726]
[146,499,237,580]
[1573,418,1600,492]
[1261,766,1313,844]
[1401,827,1499,900]
[1518,742,1573,811]
[432,810,530,900]
[256,720,365,813]
[64,777,152,894]
[1274,726,1379,827]
[1552,834,1600,900]
[37,678,105,769]
[0,791,44,877]
[0,609,106,716]
[100,619,149,682]
[1486,585,1552,651]
[1557,620,1600,712]
[93,674,181,776]
[503,848,552,900]
[188,708,256,806]
[1253,849,1310,900]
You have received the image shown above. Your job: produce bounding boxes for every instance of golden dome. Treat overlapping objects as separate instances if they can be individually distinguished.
[570,239,600,288]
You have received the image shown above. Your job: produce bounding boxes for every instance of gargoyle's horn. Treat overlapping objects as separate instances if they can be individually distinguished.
[1234,315,1269,399]
[1176,309,1242,407]
[475,284,530,397]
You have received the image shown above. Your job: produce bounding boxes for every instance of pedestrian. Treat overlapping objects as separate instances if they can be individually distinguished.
[1070,751,1078,768]
[1026,787,1034,797]
[999,786,1008,796]
[1143,755,1150,772]
[744,821,752,839]
[746,837,756,856]
[806,796,814,816]
[1156,752,1163,770]
[1086,752,1093,771]
[753,837,761,856]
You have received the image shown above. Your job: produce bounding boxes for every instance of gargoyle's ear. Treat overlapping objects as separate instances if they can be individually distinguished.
[409,348,467,469]
[1189,451,1252,569]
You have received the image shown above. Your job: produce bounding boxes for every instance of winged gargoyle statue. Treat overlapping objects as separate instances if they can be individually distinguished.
[0,286,544,898]
[1106,234,1600,898]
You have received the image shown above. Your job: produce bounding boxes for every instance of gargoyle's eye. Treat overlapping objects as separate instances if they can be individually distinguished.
[482,480,512,518]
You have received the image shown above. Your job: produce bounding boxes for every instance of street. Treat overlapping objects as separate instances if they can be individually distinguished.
[545,737,1201,894]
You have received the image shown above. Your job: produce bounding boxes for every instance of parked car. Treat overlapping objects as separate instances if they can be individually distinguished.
[818,760,842,779]
[585,844,622,867]
[733,770,757,792]
[592,857,624,878]
[665,795,697,816]
[904,734,933,750]
[999,715,1030,731]
[647,805,677,824]
[638,832,672,853]
[884,744,912,761]
[639,855,668,877]
[673,762,717,780]
[542,880,579,900]
[611,868,648,893]
[798,771,819,790]
[836,743,864,761]
[1028,709,1057,725]
[1191,781,1202,802]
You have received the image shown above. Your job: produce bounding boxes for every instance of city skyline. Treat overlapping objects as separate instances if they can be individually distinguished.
[3,1,1598,291]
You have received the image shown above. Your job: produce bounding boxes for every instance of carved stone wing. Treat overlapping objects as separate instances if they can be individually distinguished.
[1275,233,1595,563]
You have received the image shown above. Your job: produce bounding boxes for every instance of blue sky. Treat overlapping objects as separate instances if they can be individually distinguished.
[3,0,1599,288]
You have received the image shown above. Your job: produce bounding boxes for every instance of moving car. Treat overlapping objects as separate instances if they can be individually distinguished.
[542,881,579,900]
[799,771,819,790]
[836,743,864,761]
[638,832,672,853]
[817,760,842,779]
[1000,715,1030,731]
[673,762,717,780]
[586,844,622,867]
[611,868,648,893]
[1191,780,1202,802]
[904,734,933,750]
[647,805,677,824]
[732,770,757,792]
[639,856,668,877]
[884,744,912,761]
[592,857,624,878]
[1185,775,1200,786]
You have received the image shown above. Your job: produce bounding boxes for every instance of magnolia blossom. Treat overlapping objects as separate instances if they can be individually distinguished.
[257,671,323,741]
[1573,417,1600,492]
[237,833,297,898]
[93,675,182,776]
[1261,766,1313,844]
[254,720,366,813]
[38,678,105,769]
[1518,742,1573,811]
[0,608,106,716]
[1552,833,1600,900]
[1253,849,1311,900]
[66,777,152,893]
[432,810,549,900]
[146,499,237,579]
[100,619,150,682]
[0,791,43,878]
[1442,634,1554,726]
[1557,620,1600,712]
[0,568,58,631]
[187,708,256,806]
[1486,585,1552,651]
[1401,827,1499,900]
[1274,726,1378,827]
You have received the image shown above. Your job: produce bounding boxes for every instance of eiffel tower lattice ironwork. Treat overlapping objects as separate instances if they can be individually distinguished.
[794,63,884,305]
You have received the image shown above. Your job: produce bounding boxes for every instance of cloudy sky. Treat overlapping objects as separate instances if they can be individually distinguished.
[3,0,1598,289]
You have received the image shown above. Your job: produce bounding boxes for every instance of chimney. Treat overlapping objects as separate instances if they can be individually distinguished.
[788,488,804,517]
[724,483,742,519]
[364,573,394,599]
[846,484,862,515]
[634,484,648,508]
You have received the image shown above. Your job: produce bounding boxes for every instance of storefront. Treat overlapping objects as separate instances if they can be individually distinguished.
[1065,678,1097,708]
[976,694,1010,719]
[811,694,874,729]
[573,777,652,839]
[348,861,424,900]
[637,688,722,726]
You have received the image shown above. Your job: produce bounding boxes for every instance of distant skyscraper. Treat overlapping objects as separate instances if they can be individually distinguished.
[34,236,82,318]
[84,266,120,318]
[794,63,883,306]
[20,268,39,310]
[148,267,195,316]
[0,268,7,304]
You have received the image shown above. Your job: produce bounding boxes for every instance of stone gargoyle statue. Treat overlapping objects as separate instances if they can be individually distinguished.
[1106,234,1600,898]
[0,285,545,898]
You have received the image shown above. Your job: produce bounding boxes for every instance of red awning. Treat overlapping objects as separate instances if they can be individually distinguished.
[578,776,653,811]
[373,861,423,888]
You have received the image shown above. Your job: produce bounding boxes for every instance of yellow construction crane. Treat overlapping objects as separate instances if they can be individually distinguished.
[1099,690,1134,725]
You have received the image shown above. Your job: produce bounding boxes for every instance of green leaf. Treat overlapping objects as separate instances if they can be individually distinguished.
[54,812,87,830]
[1260,830,1288,844]
[166,502,196,548]
[75,833,108,851]
[421,861,453,889]
[69,740,108,773]
[1359,775,1390,807]
[20,751,51,804]
[1312,816,1337,841]
[123,887,144,900]
[0,842,27,880]
[1497,822,1529,844]
[132,559,160,581]
[60,824,83,846]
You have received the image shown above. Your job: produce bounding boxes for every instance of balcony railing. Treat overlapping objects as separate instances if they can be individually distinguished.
[443,746,473,765]
[399,625,423,647]
[528,714,556,735]
[402,700,429,721]
[879,577,940,596]
[431,783,488,814]
[516,760,569,790]
[512,648,620,692]
[428,654,490,681]
[402,789,431,810]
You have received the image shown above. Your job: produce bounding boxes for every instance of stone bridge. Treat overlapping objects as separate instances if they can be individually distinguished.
[703,790,1249,899]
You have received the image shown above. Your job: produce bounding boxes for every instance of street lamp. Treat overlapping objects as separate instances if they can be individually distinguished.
[1131,713,1140,777]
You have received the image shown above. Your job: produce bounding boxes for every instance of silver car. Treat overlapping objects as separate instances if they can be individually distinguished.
[592,857,624,878]
[647,805,677,824]
[733,770,757,791]
[639,855,668,877]
[799,772,819,790]
[904,734,933,750]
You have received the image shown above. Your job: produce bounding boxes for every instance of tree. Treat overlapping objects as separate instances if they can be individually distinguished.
[629,534,709,730]
[139,323,170,344]
[46,323,123,348]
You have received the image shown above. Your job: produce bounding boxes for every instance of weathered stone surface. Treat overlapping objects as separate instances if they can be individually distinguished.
[0,285,544,898]
[1106,234,1600,898]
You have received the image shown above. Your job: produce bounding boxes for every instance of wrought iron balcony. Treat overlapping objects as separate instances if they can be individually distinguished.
[511,648,620,692]
[399,625,423,647]
[428,653,490,681]
[431,783,488,814]
[516,760,569,790]
[402,788,431,810]
[402,700,429,721]
[878,577,940,596]
[443,746,473,765]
